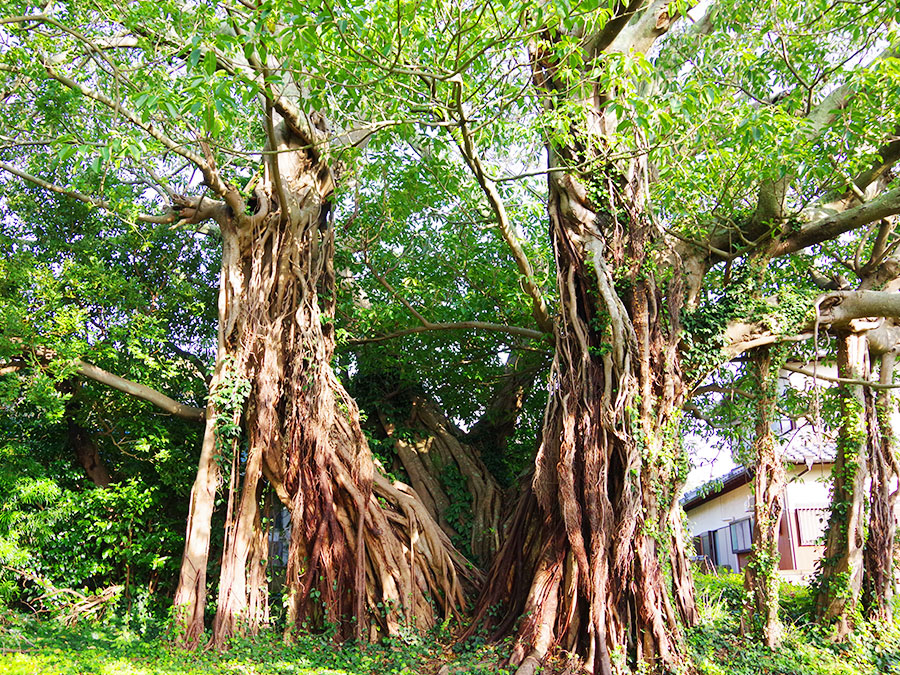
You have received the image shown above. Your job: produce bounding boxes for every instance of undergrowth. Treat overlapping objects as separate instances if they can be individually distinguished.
[688,572,900,675]
[2,575,900,674]
[0,609,512,675]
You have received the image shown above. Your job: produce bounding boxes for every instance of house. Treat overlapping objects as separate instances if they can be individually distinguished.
[683,450,834,582]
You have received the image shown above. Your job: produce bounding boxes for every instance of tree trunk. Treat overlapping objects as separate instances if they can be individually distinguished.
[470,130,694,673]
[62,382,112,488]
[357,359,537,566]
[742,346,785,648]
[67,418,112,488]
[390,397,504,565]
[863,351,898,621]
[175,117,473,648]
[814,331,870,635]
[173,396,223,646]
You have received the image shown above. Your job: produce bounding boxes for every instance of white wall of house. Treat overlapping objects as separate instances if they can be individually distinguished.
[685,463,833,577]
[687,479,752,573]
[783,464,831,507]
[687,480,753,537]
[782,463,831,578]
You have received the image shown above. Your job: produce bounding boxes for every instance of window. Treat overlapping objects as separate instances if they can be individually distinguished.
[795,508,828,546]
[730,518,753,553]
[693,531,718,564]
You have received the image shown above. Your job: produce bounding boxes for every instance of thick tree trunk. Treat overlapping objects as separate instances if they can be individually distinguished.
[815,331,870,635]
[863,351,898,621]
[358,361,535,566]
[742,346,785,648]
[172,118,472,648]
[470,136,694,673]
[389,397,504,565]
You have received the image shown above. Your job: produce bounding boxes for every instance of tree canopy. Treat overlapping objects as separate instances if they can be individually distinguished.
[1,0,899,672]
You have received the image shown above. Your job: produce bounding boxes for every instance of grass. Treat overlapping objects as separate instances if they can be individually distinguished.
[0,611,511,675]
[2,576,899,674]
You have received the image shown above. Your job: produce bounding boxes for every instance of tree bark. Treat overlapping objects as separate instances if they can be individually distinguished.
[741,346,785,648]
[460,4,699,668]
[173,115,472,648]
[470,111,695,673]
[392,397,504,565]
[814,331,870,635]
[863,351,898,621]
[173,398,222,646]
[67,418,112,488]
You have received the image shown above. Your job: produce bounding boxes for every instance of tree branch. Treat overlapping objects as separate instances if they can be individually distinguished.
[361,256,548,344]
[589,0,647,54]
[74,360,205,421]
[606,0,675,55]
[1,349,205,422]
[768,185,900,257]
[37,58,243,215]
[781,362,900,391]
[0,160,176,224]
[448,79,554,335]
[347,321,546,345]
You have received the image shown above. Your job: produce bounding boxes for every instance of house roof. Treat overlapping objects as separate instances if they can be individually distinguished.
[681,445,835,512]
[681,465,752,511]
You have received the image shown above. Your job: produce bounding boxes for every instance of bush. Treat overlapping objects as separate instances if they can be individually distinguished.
[0,449,182,622]
[689,572,900,675]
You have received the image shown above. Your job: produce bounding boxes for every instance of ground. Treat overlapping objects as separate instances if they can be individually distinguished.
[1,574,898,674]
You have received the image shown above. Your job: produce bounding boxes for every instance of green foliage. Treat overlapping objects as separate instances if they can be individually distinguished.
[0,612,515,675]
[0,439,183,616]
[681,262,819,383]
[689,573,900,675]
[439,462,474,555]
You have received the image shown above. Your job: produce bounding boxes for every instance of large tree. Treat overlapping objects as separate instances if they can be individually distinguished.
[0,1,479,646]
[463,0,900,672]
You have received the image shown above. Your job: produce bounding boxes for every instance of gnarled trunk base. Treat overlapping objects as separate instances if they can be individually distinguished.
[175,121,475,649]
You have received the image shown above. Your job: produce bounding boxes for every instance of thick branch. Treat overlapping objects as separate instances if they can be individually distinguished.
[347,321,546,345]
[768,186,900,257]
[589,0,647,53]
[74,360,205,421]
[606,0,674,55]
[724,290,900,358]
[815,290,900,327]
[2,347,205,422]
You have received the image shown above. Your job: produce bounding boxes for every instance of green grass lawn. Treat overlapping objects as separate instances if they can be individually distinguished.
[2,575,899,675]
[0,611,508,675]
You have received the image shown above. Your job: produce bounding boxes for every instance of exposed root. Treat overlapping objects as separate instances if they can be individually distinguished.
[386,398,504,565]
[179,122,476,648]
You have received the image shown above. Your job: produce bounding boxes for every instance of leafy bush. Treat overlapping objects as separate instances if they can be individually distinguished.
[694,571,746,615]
[0,440,182,621]
[689,572,900,675]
